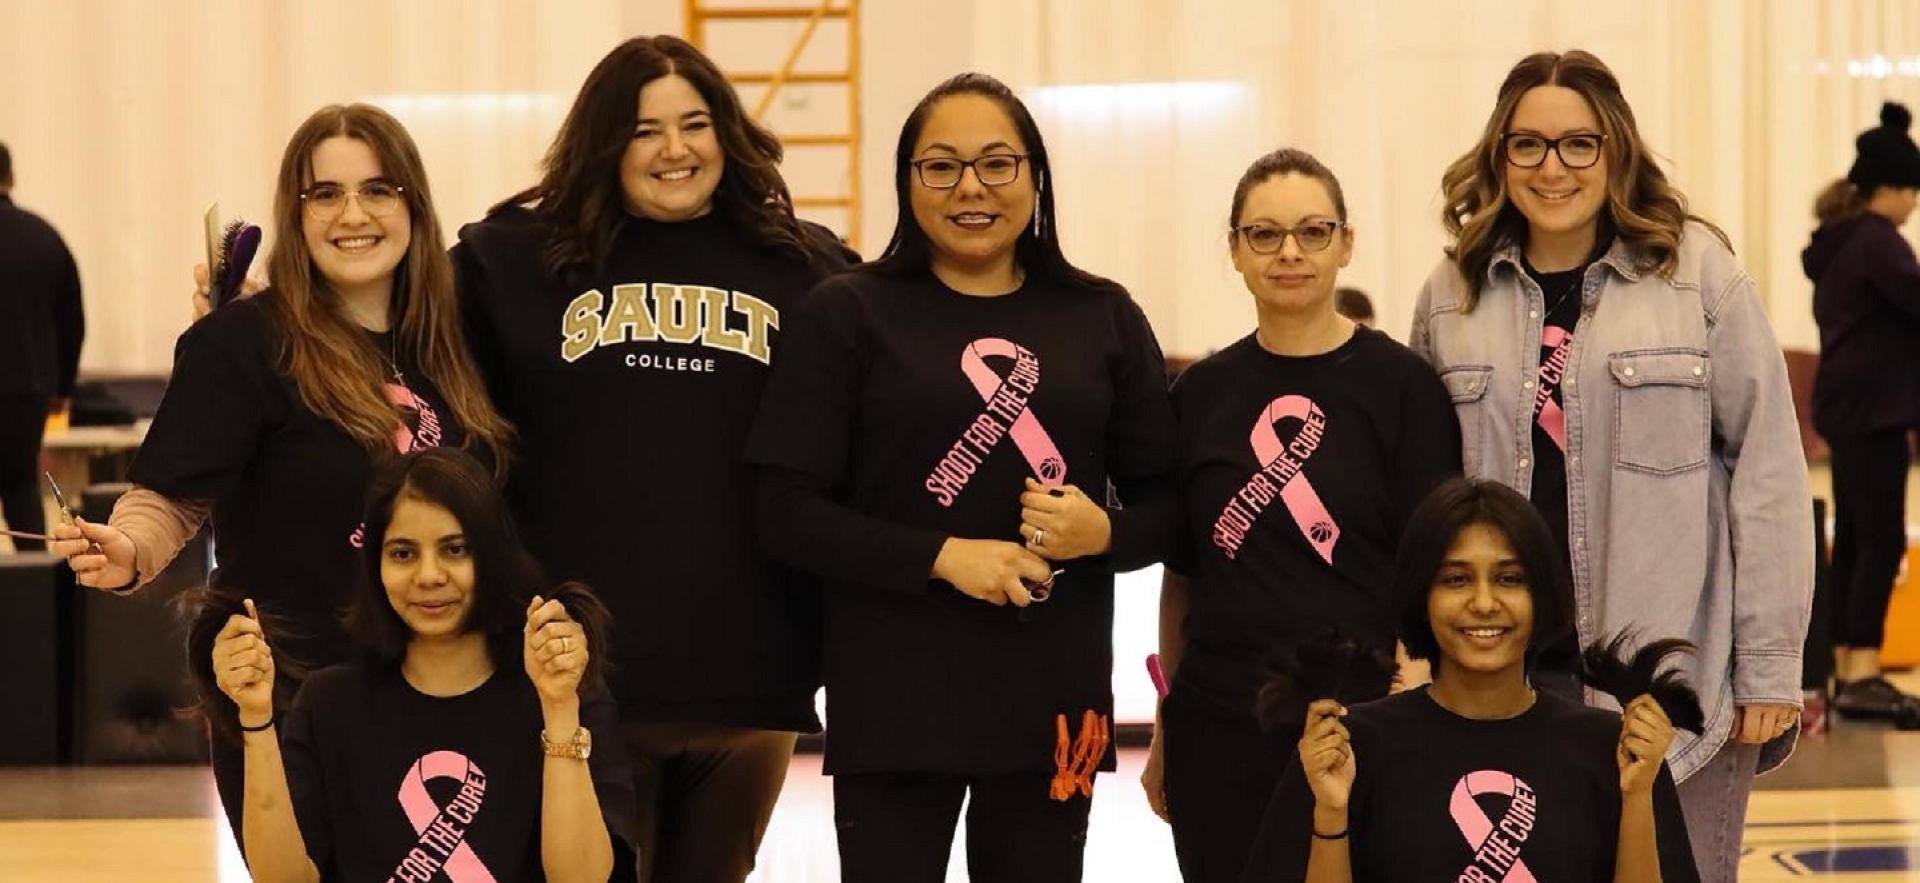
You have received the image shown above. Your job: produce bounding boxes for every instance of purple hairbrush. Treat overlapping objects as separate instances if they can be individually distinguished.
[213,220,262,308]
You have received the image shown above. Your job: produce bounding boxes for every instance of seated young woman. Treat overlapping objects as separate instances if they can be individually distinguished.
[193,447,637,882]
[1240,477,1700,883]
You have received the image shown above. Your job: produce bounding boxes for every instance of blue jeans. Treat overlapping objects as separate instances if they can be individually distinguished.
[1676,739,1762,883]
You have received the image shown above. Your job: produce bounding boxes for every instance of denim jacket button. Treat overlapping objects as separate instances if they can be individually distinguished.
[1523,380,1535,390]
[1623,366,1636,377]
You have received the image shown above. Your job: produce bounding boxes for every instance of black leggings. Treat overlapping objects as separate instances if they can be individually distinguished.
[0,394,48,551]
[622,721,796,883]
[832,770,1091,883]
[1828,429,1912,649]
[1161,688,1288,883]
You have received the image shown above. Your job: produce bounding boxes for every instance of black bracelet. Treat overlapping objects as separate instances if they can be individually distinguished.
[1312,827,1348,840]
[239,716,275,733]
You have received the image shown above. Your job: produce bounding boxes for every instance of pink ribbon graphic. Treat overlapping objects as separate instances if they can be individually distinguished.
[1248,395,1339,564]
[959,338,1066,485]
[385,382,445,454]
[1448,770,1539,883]
[1533,327,1572,454]
[350,385,446,549]
[389,750,495,883]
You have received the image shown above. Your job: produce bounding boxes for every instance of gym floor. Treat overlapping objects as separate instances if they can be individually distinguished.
[3,674,1917,882]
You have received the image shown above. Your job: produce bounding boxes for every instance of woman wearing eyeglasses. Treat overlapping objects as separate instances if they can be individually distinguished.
[1410,51,1812,882]
[746,72,1177,881]
[1142,148,1459,883]
[49,104,512,840]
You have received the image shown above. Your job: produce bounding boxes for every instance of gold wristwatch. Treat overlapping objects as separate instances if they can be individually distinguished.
[540,726,592,760]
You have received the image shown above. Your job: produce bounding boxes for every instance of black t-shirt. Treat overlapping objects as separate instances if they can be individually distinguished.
[130,294,470,668]
[744,267,1178,775]
[1521,258,1587,670]
[1166,329,1461,716]
[1241,689,1698,883]
[453,208,855,732]
[283,662,637,883]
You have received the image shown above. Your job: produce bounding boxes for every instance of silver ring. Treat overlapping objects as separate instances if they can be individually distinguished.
[1033,529,1046,547]
[559,636,570,655]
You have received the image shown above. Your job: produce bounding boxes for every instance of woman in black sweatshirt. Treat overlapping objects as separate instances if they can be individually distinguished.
[747,73,1178,882]
[451,37,856,882]
[1803,101,1920,727]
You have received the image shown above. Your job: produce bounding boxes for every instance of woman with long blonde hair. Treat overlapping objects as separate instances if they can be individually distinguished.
[50,103,512,839]
[1410,50,1812,881]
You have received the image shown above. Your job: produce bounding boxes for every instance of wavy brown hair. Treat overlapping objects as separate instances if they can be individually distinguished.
[1440,50,1728,309]
[265,104,513,470]
[496,36,836,282]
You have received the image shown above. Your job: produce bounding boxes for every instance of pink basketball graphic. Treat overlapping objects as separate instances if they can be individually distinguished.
[1038,457,1066,483]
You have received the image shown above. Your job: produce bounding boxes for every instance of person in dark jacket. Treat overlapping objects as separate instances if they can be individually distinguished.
[0,141,85,552]
[1803,101,1920,727]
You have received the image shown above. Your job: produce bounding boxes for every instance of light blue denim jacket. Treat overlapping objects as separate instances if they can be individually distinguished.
[1411,222,1813,779]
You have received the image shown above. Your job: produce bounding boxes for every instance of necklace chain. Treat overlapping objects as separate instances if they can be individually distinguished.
[1543,272,1583,318]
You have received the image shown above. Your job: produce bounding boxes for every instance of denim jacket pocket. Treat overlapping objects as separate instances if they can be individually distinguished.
[1608,348,1711,475]
[1440,365,1493,478]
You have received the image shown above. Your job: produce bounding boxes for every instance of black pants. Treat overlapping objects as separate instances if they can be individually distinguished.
[622,721,797,883]
[1828,429,1911,648]
[833,770,1091,883]
[0,394,49,551]
[1161,689,1288,883]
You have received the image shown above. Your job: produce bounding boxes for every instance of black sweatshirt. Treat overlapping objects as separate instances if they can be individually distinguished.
[1166,329,1459,717]
[0,194,84,398]
[453,207,855,732]
[1241,688,1699,883]
[1803,212,1920,437]
[131,294,470,669]
[745,267,1178,775]
[283,662,637,883]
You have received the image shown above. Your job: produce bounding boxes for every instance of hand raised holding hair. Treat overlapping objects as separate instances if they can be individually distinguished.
[524,595,587,710]
[212,598,275,728]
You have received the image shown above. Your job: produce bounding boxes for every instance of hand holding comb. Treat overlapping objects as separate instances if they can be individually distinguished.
[211,218,262,309]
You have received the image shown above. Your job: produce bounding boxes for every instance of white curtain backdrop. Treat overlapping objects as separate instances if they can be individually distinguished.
[966,0,1920,356]
[0,0,681,374]
[5,0,1919,368]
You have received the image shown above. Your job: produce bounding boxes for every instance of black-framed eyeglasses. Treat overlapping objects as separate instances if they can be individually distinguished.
[1502,132,1606,170]
[1232,219,1346,255]
[300,180,407,220]
[910,154,1028,189]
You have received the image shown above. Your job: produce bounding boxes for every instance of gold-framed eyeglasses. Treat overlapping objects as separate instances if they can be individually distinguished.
[1233,219,1345,255]
[910,154,1028,189]
[300,180,407,220]
[1502,132,1605,170]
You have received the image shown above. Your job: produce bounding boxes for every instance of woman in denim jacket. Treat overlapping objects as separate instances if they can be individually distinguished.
[1410,50,1813,883]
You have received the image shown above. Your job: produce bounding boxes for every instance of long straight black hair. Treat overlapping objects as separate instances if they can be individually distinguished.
[871,72,1113,293]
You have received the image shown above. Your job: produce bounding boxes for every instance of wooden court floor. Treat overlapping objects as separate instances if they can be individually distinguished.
[5,705,1920,881]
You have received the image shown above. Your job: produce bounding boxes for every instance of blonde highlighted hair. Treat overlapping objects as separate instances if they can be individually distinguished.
[263,104,512,469]
[1440,50,1727,310]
